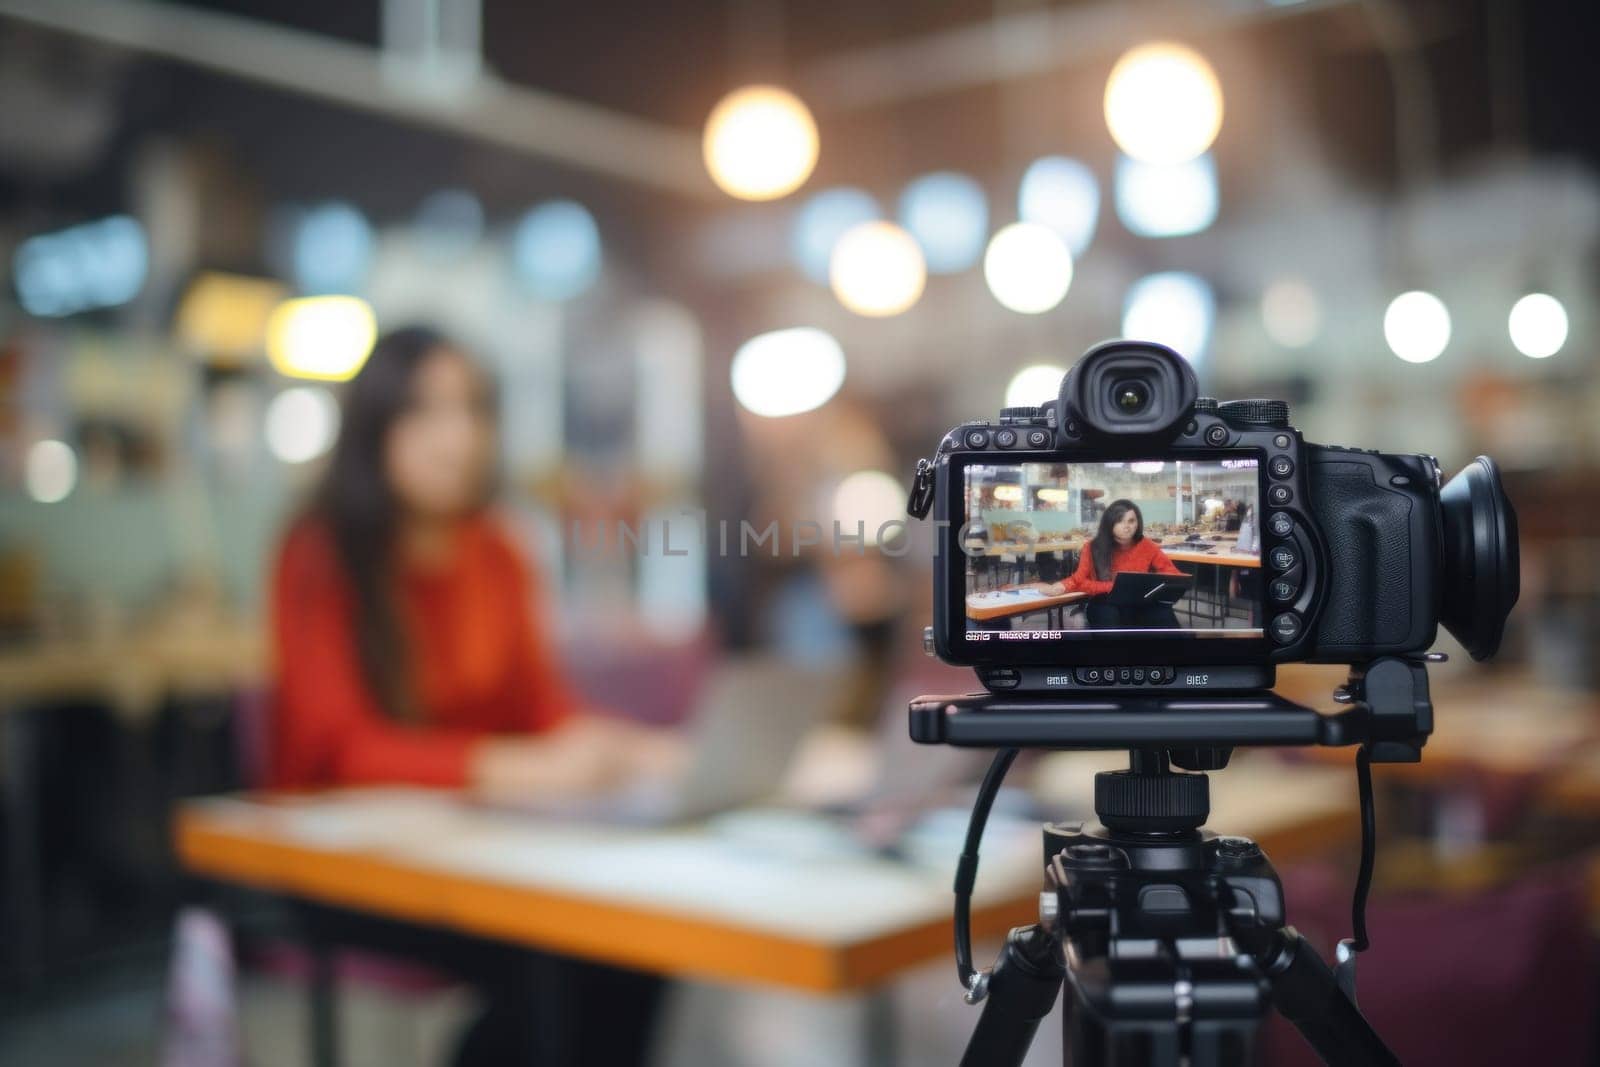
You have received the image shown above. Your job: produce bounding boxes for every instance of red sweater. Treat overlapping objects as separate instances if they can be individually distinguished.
[268,516,574,789]
[1063,537,1182,596]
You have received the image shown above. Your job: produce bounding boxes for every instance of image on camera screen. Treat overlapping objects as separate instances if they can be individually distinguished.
[962,459,1264,641]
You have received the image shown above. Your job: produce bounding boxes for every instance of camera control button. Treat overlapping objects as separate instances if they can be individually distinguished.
[1268,545,1298,572]
[1204,424,1229,446]
[1267,512,1294,538]
[1132,668,1146,684]
[983,668,1020,689]
[1273,433,1292,449]
[1269,566,1302,603]
[1269,456,1295,480]
[1027,429,1050,447]
[1268,484,1293,506]
[1077,667,1102,685]
[995,429,1018,448]
[964,429,990,449]
[1270,613,1303,644]
[1117,667,1133,684]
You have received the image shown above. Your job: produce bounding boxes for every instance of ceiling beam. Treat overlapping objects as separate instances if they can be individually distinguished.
[0,0,718,199]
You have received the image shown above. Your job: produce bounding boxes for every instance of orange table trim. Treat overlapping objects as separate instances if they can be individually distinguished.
[176,799,1353,993]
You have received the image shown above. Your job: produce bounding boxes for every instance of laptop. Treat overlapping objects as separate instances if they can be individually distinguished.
[1105,571,1194,607]
[480,657,842,825]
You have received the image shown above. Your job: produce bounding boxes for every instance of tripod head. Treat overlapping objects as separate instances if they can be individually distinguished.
[912,656,1431,1067]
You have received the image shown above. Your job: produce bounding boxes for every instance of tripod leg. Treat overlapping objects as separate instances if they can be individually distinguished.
[1241,926,1400,1067]
[958,926,1064,1067]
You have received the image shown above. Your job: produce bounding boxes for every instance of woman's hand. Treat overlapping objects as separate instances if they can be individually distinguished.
[468,717,687,799]
[566,715,690,781]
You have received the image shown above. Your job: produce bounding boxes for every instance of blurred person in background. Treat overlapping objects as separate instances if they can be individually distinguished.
[270,325,671,1065]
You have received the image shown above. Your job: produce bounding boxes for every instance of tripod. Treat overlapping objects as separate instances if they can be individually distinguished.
[911,656,1434,1067]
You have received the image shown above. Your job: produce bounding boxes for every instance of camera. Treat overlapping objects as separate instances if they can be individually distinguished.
[907,340,1520,693]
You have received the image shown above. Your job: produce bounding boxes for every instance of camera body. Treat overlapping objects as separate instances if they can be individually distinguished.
[909,340,1513,694]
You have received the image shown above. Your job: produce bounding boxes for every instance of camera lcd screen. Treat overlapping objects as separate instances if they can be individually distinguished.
[962,458,1264,642]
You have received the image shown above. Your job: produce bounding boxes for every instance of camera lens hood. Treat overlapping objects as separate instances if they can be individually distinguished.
[1439,455,1520,661]
[1060,340,1198,439]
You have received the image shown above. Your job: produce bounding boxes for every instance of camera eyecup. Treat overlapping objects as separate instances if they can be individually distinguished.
[1438,456,1520,661]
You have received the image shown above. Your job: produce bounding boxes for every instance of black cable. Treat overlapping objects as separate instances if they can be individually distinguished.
[955,748,1019,989]
[1351,746,1375,952]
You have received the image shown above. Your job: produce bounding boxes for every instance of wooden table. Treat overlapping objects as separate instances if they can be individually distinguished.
[965,588,1087,625]
[1163,549,1261,569]
[1163,548,1261,628]
[175,763,1358,1062]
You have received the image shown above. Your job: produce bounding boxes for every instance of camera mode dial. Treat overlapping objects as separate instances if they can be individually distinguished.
[999,406,1043,424]
[1217,399,1291,428]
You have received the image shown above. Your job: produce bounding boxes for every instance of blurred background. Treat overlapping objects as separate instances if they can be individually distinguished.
[1,0,1597,1064]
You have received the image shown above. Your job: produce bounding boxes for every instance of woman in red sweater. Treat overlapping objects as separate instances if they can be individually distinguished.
[271,328,675,794]
[269,326,667,1066]
[1033,499,1185,630]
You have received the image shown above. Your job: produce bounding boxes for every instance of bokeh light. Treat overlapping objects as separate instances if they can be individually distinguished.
[512,199,603,301]
[1018,156,1099,256]
[730,327,846,417]
[703,85,819,201]
[292,202,374,295]
[983,223,1073,314]
[25,440,77,503]
[791,187,880,284]
[1383,290,1451,364]
[13,215,148,317]
[1104,42,1225,165]
[175,272,289,361]
[1122,272,1216,361]
[832,470,908,547]
[897,171,988,273]
[1004,364,1067,408]
[1260,278,1323,349]
[1114,153,1218,238]
[266,295,378,381]
[829,221,926,317]
[1508,293,1568,359]
[265,386,341,464]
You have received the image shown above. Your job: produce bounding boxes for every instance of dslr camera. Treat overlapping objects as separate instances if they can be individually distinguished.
[907,339,1519,693]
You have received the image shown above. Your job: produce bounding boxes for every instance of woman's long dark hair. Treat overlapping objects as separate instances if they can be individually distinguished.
[1090,499,1143,581]
[305,326,491,721]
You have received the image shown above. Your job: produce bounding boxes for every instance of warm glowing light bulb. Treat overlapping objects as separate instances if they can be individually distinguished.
[266,295,378,381]
[1507,293,1567,359]
[703,85,819,201]
[1004,364,1067,408]
[731,327,846,417]
[984,223,1073,314]
[1383,291,1450,364]
[1104,42,1224,165]
[829,221,926,317]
